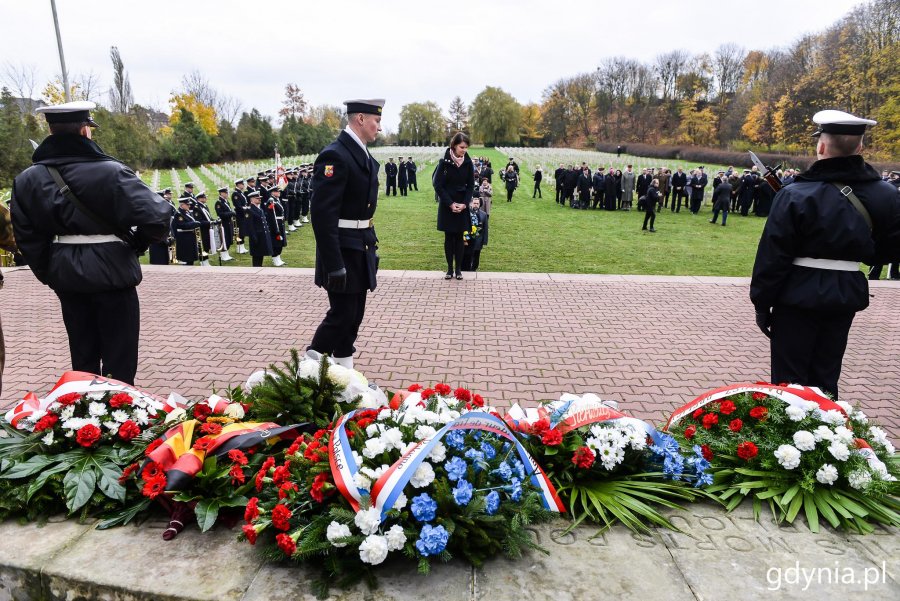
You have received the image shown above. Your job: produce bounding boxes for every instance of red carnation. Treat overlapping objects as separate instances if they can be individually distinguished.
[310,472,332,502]
[278,482,299,500]
[313,429,328,440]
[272,463,292,487]
[684,424,697,439]
[56,392,82,406]
[242,523,258,545]
[118,462,139,484]
[200,422,223,435]
[192,436,216,452]
[434,383,451,396]
[728,419,743,433]
[752,392,767,401]
[532,418,551,435]
[229,463,246,485]
[691,408,705,420]
[737,441,758,460]
[141,474,167,498]
[145,438,164,456]
[34,413,59,432]
[407,384,423,392]
[571,446,595,469]
[228,449,249,466]
[472,393,485,408]
[701,413,719,429]
[117,420,141,441]
[700,444,714,461]
[454,387,472,403]
[304,440,325,461]
[142,461,163,481]
[192,403,212,421]
[749,406,768,420]
[271,503,292,531]
[541,428,563,446]
[355,417,374,430]
[244,497,260,523]
[75,424,102,448]
[276,533,296,557]
[256,457,275,491]
[109,393,133,408]
[719,400,736,415]
[421,388,436,399]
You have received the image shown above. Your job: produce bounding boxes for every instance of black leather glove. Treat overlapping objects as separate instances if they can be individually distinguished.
[755,307,772,338]
[326,268,347,293]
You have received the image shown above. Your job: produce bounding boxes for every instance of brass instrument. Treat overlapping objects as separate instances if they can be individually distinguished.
[232,216,239,246]
[194,227,208,260]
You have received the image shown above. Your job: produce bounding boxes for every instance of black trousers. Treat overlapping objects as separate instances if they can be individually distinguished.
[770,305,855,400]
[55,287,140,384]
[309,290,368,358]
[868,263,900,280]
[555,186,563,203]
[409,178,418,191]
[399,184,408,197]
[444,231,464,274]
[251,254,264,267]
[386,177,397,196]
[463,246,482,271]
[533,183,541,198]
[300,194,310,217]
[642,209,656,230]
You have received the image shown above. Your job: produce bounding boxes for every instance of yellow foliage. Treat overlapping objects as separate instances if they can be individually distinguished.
[41,78,86,105]
[168,93,218,136]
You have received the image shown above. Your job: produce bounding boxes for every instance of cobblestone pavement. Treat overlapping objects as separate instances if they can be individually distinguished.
[2,266,898,436]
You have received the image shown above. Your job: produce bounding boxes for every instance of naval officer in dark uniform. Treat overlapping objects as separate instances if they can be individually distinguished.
[10,101,171,384]
[308,98,383,369]
[751,110,900,399]
[385,158,398,196]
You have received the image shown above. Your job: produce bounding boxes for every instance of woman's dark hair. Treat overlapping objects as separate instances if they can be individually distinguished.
[449,131,470,149]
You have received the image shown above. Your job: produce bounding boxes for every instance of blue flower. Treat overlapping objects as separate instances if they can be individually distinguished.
[513,460,526,480]
[453,479,474,506]
[464,448,484,463]
[506,477,522,502]
[501,442,511,454]
[480,441,497,460]
[493,461,513,481]
[445,456,468,482]
[410,493,437,522]
[694,471,714,488]
[471,430,482,441]
[415,524,449,556]
[445,430,466,450]
[663,454,685,479]
[484,491,500,515]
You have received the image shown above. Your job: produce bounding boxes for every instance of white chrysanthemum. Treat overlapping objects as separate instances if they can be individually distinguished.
[381,427,404,451]
[836,400,854,414]
[421,410,441,425]
[828,441,851,462]
[110,410,129,423]
[357,391,382,409]
[60,405,76,420]
[296,359,320,380]
[353,472,372,491]
[428,442,447,463]
[625,427,647,450]
[585,436,602,451]
[867,426,889,447]
[594,442,622,469]
[410,462,435,488]
[132,408,149,426]
[802,400,820,412]
[354,507,382,535]
[223,403,245,419]
[851,410,869,425]
[326,521,352,547]
[813,425,834,442]
[327,364,353,387]
[103,420,119,431]
[821,410,845,426]
[793,431,816,452]
[833,426,855,444]
[785,406,807,422]
[365,423,382,437]
[363,437,387,459]
[848,470,872,490]
[88,402,108,417]
[86,391,106,401]
[393,493,408,510]
[358,534,389,565]
[816,464,839,485]
[415,425,437,440]
[244,369,268,390]
[351,450,363,466]
[41,431,54,446]
[774,444,802,470]
[385,524,406,551]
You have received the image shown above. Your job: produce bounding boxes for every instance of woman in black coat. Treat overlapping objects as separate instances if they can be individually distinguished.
[434,132,475,279]
[604,169,618,210]
[642,179,659,232]
[504,166,518,201]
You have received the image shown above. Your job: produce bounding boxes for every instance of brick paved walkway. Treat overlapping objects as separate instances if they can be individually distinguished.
[2,266,898,436]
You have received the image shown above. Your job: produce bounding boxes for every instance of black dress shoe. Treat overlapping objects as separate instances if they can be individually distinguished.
[455,273,463,280]
[444,272,453,280]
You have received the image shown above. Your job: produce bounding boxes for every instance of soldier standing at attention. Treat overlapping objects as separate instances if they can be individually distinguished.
[214,187,235,262]
[398,156,409,197]
[385,157,398,196]
[174,197,200,265]
[232,179,249,254]
[10,101,171,385]
[307,98,383,369]
[407,156,418,191]
[751,110,900,399]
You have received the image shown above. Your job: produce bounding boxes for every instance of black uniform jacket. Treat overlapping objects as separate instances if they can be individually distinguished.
[711,182,732,210]
[385,162,398,180]
[246,203,273,257]
[311,130,379,293]
[750,155,900,313]
[11,134,170,293]
[434,148,475,233]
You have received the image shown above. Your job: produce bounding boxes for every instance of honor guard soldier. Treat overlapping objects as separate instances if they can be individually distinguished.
[148,188,175,264]
[385,157,398,196]
[398,157,408,196]
[245,190,273,267]
[299,165,312,224]
[174,197,201,265]
[407,156,418,191]
[192,192,213,266]
[308,98,383,369]
[751,110,900,399]
[182,182,196,206]
[10,101,171,384]
[266,186,287,266]
[284,169,299,231]
[215,187,236,261]
[232,178,249,254]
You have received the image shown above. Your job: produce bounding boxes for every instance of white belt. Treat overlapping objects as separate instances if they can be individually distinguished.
[338,218,373,229]
[793,257,860,272]
[54,234,123,244]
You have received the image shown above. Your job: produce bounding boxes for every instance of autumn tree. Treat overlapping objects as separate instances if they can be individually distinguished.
[469,86,522,145]
[109,46,133,113]
[168,92,218,136]
[398,101,445,145]
[448,96,469,133]
[279,83,308,122]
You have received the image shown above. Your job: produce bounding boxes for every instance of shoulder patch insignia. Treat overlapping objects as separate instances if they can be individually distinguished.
[178,216,184,221]
[324,165,334,178]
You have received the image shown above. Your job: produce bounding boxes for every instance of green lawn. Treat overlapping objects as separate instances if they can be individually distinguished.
[143,147,767,276]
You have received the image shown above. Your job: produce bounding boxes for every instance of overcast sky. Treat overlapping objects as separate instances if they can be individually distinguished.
[1,0,861,132]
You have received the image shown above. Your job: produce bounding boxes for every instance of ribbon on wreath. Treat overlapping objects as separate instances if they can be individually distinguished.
[329,410,565,518]
[663,382,847,432]
[531,394,666,447]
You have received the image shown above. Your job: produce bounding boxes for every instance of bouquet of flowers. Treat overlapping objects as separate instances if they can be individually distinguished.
[507,393,709,532]
[244,383,557,597]
[665,383,900,533]
[0,372,173,519]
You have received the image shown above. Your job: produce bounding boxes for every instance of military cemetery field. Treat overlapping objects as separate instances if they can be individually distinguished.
[143,147,764,276]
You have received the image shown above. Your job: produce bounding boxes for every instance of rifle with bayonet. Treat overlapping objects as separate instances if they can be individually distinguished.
[749,151,783,193]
